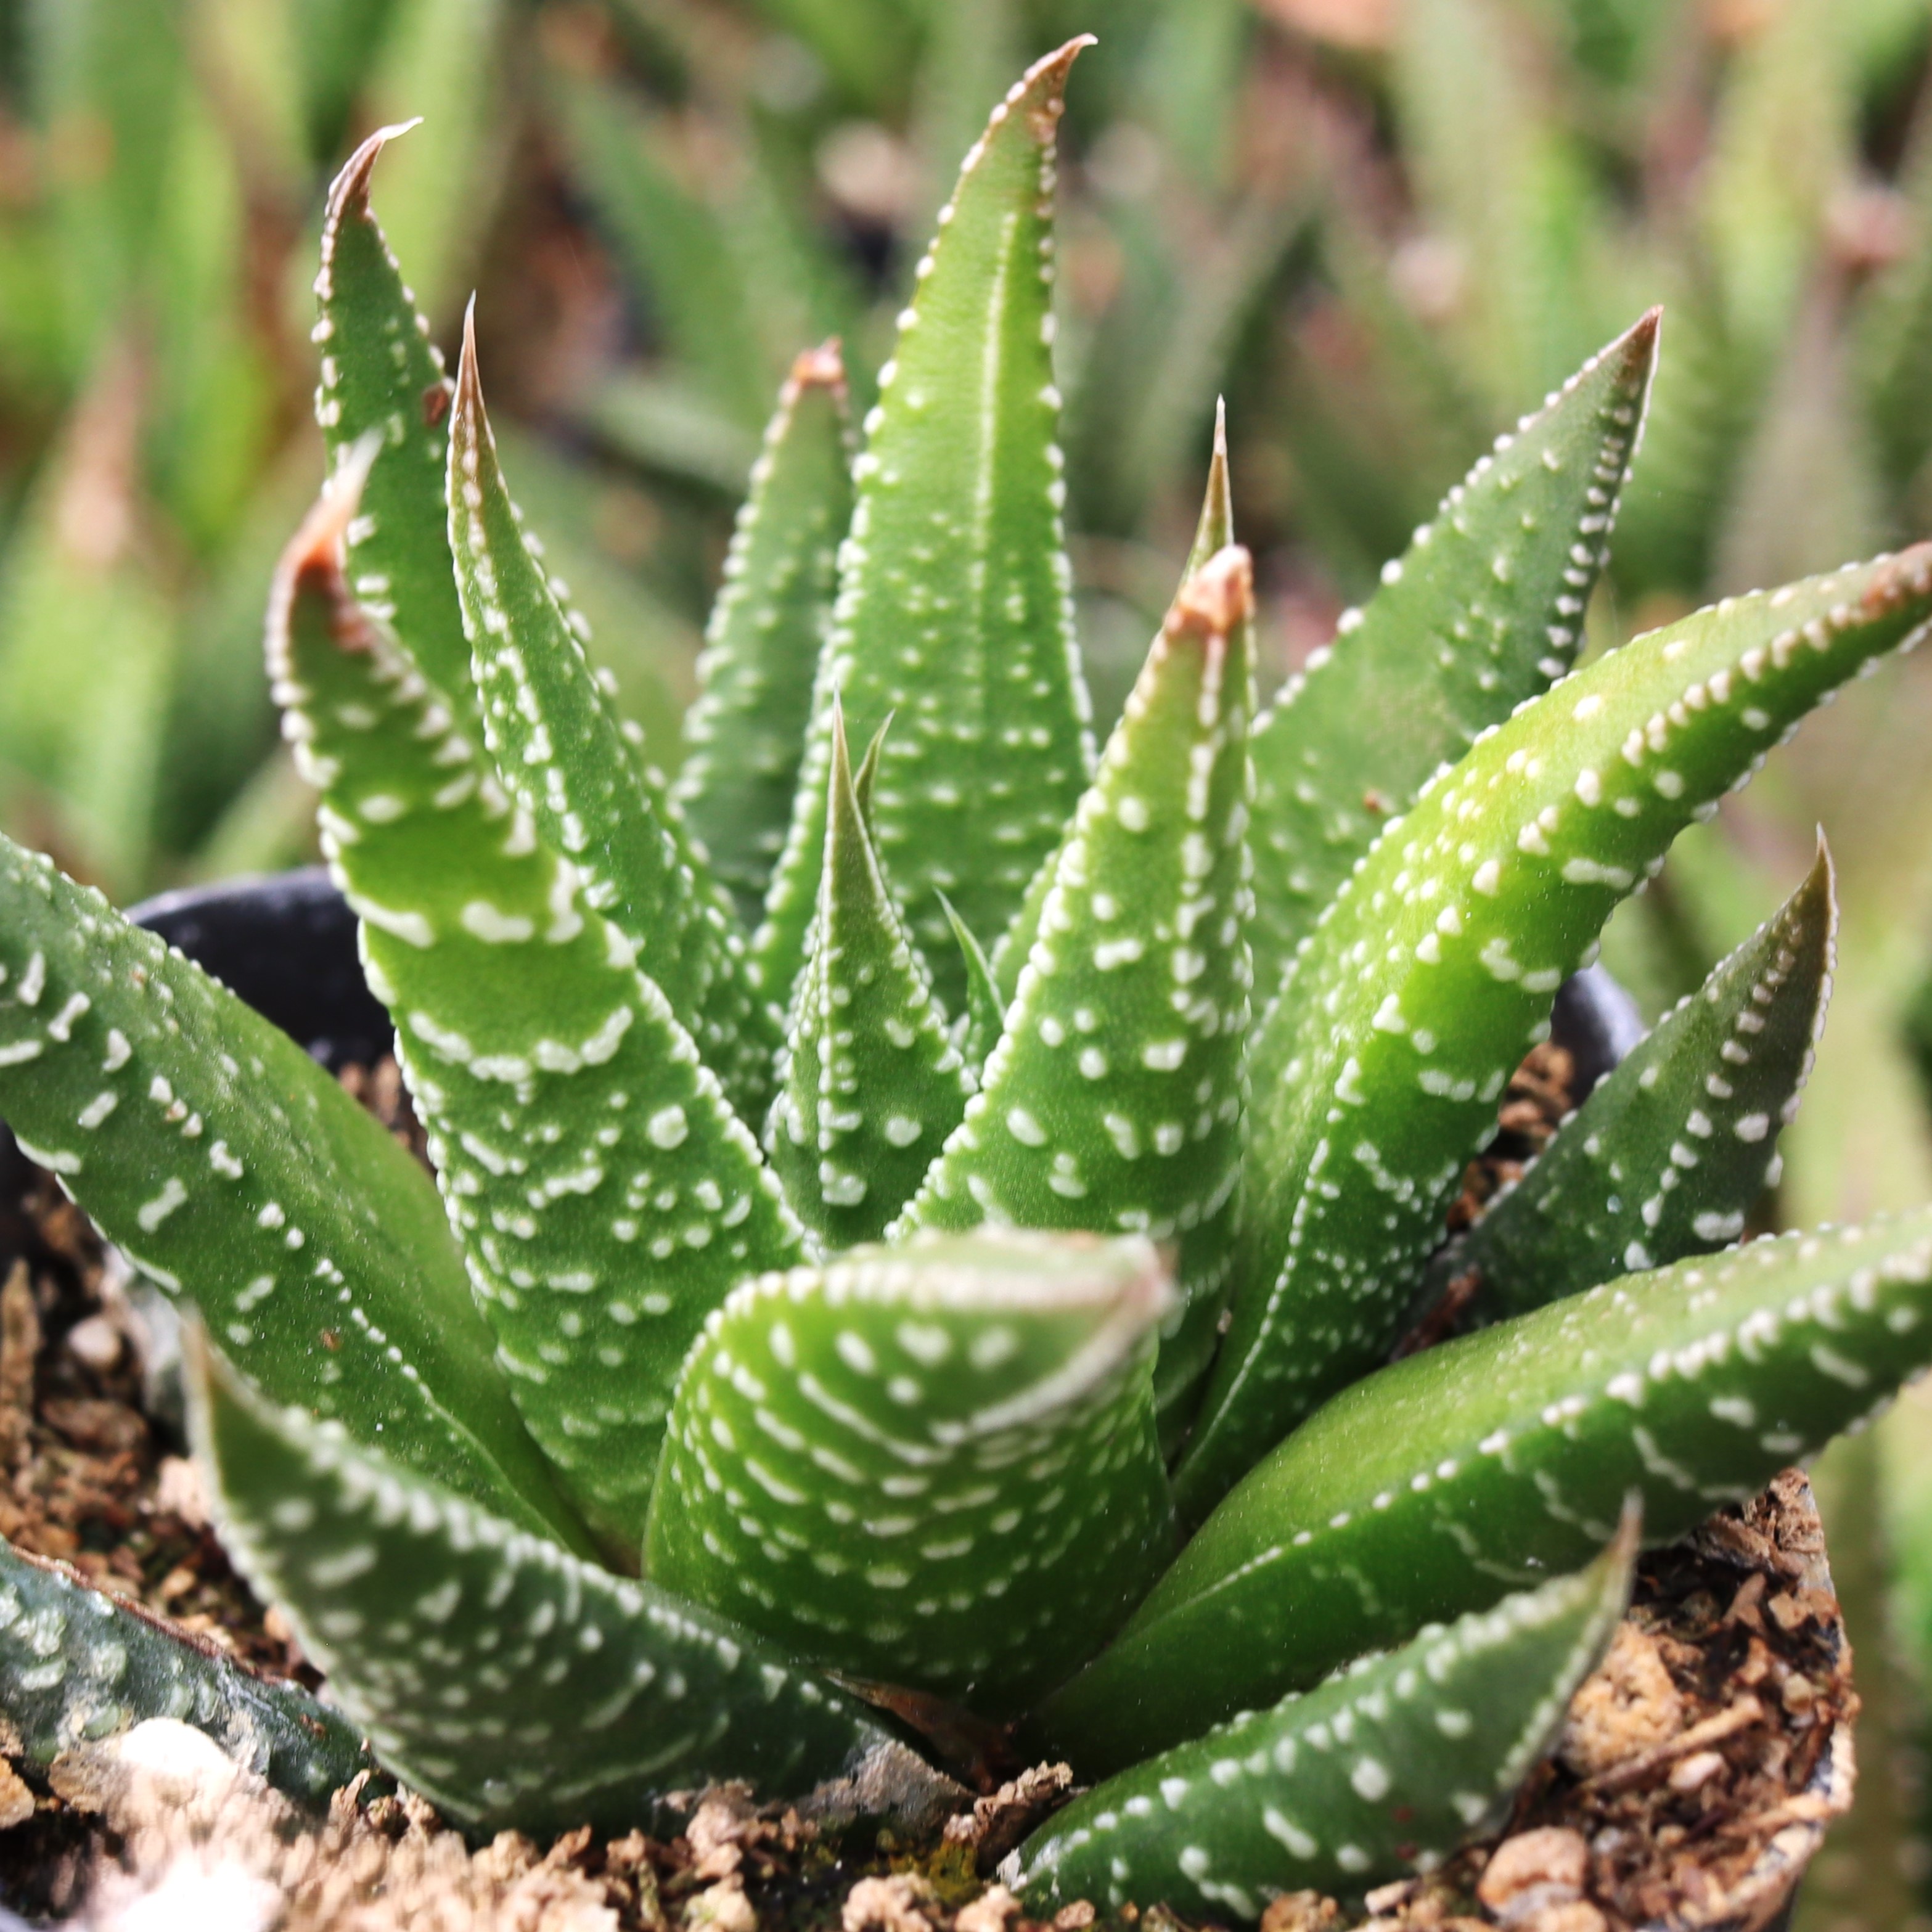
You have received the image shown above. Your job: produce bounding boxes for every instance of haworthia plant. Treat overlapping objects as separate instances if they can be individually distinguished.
[1013,1518,1635,1917]
[1,44,1931,1915]
[1418,840,1836,1331]
[0,1539,376,1809]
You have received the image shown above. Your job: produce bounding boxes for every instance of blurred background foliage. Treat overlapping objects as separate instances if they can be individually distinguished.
[8,0,1932,1918]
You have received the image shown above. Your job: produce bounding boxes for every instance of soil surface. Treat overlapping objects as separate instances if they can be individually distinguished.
[0,1053,1857,1930]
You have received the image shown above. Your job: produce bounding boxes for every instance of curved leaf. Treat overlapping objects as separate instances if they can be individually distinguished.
[0,834,583,1549]
[449,317,777,1120]
[767,706,973,1246]
[0,1539,374,1810]
[1176,543,1932,1519]
[1247,311,1660,1009]
[1013,1518,1632,1918]
[189,1335,907,1836]
[901,547,1254,1436]
[677,346,854,936]
[1425,838,1836,1327]
[269,467,803,1558]
[1042,1205,1932,1774]
[645,1232,1175,1717]
[314,125,474,727]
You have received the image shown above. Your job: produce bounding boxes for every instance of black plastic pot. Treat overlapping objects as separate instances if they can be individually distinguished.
[127,867,391,1073]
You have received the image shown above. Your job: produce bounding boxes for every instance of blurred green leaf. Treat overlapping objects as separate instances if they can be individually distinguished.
[360,0,510,327]
[0,346,173,894]
[551,65,781,424]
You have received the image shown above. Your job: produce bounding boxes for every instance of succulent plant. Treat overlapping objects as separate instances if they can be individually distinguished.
[7,37,1932,1923]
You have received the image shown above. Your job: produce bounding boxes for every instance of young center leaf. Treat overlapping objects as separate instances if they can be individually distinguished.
[644,1232,1176,1717]
[767,706,974,1247]
[1422,838,1835,1330]
[189,1335,910,1837]
[676,345,854,936]
[1041,1206,1932,1774]
[1013,1517,1634,1920]
[756,39,1098,1013]
[1174,542,1932,1520]
[1247,311,1660,1009]
[270,462,803,1558]
[0,837,586,1549]
[900,547,1255,1436]
[449,316,777,1121]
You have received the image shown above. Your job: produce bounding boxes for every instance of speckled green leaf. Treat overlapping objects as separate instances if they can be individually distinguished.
[1013,1519,1633,1918]
[941,893,1005,1078]
[314,125,474,727]
[0,1539,375,1809]
[1424,840,1836,1328]
[767,708,973,1247]
[1042,1207,1932,1774]
[902,548,1253,1439]
[1176,543,1932,1519]
[449,319,776,1121]
[189,1337,907,1836]
[990,406,1235,1012]
[269,467,803,1558]
[1247,312,1660,1010]
[756,41,1097,1014]
[677,346,854,938]
[644,1232,1176,1717]
[0,836,583,1550]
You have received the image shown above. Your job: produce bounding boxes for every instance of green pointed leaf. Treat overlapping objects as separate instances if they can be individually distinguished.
[189,1337,908,1836]
[768,708,974,1248]
[1176,544,1932,1520]
[989,403,1235,1012]
[1184,398,1234,577]
[0,835,583,1550]
[901,548,1254,1437]
[314,125,475,727]
[270,469,803,1557]
[0,1539,375,1809]
[676,346,854,936]
[1044,1205,1932,1775]
[1426,840,1837,1328]
[1013,1520,1634,1918]
[757,41,1099,1014]
[644,1232,1176,1718]
[1247,313,1661,1008]
[939,892,1005,1078]
[449,319,777,1122]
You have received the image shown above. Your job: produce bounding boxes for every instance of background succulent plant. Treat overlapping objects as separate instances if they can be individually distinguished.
[7,32,1932,1925]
